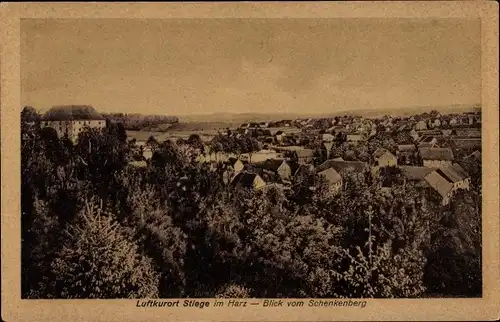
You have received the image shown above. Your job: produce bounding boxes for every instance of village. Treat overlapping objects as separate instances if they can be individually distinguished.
[38,105,481,208]
[133,110,481,207]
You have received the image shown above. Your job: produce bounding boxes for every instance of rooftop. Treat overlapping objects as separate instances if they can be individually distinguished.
[316,159,368,173]
[419,147,454,161]
[400,166,435,181]
[318,167,342,184]
[424,171,454,198]
[43,105,105,121]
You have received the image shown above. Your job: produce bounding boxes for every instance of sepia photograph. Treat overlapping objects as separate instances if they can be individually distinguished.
[2,2,499,322]
[19,16,484,300]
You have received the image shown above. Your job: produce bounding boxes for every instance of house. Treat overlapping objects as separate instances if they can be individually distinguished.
[424,164,470,205]
[253,159,292,182]
[246,149,284,163]
[410,129,420,141]
[128,160,148,168]
[455,128,481,138]
[323,141,334,159]
[415,120,428,131]
[398,144,416,153]
[398,123,412,132]
[400,166,435,188]
[418,136,438,148]
[442,129,453,137]
[259,122,270,128]
[451,138,482,149]
[316,159,369,174]
[275,131,286,143]
[322,133,335,142]
[230,171,266,190]
[373,148,398,167]
[143,148,153,160]
[346,133,364,144]
[317,167,342,194]
[293,164,316,189]
[397,144,417,165]
[419,147,454,168]
[294,149,315,165]
[227,157,246,174]
[423,171,454,205]
[222,166,235,185]
[431,118,442,128]
[436,163,471,191]
[40,105,106,142]
[449,117,459,126]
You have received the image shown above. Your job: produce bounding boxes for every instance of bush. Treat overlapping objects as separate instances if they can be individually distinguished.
[50,200,160,299]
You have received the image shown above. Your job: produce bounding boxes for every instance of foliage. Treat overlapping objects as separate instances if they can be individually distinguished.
[335,242,427,298]
[215,284,253,298]
[50,200,160,298]
[21,108,482,299]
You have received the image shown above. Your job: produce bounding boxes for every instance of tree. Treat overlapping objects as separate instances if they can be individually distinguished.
[145,135,159,152]
[187,134,205,152]
[335,240,427,298]
[50,199,160,298]
[215,284,253,298]
[424,190,482,296]
[21,106,40,124]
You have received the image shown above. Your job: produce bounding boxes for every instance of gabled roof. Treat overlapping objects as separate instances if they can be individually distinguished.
[230,171,263,188]
[293,163,315,176]
[347,133,364,141]
[253,159,286,173]
[373,148,391,159]
[419,147,454,161]
[318,167,342,184]
[421,136,436,143]
[424,171,454,198]
[316,160,368,173]
[436,164,469,183]
[418,142,437,148]
[400,166,435,181]
[295,149,315,158]
[227,157,246,165]
[398,144,416,152]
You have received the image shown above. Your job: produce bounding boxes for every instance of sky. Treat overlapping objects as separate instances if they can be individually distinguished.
[21,18,481,116]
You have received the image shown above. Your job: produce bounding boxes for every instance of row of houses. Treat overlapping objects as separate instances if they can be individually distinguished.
[199,142,473,206]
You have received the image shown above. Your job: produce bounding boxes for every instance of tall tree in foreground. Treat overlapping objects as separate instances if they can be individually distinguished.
[50,199,160,298]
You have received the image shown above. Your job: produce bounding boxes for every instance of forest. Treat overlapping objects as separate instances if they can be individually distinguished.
[21,108,482,299]
[102,113,179,131]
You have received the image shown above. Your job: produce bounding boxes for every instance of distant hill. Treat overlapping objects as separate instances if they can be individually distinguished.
[176,104,481,123]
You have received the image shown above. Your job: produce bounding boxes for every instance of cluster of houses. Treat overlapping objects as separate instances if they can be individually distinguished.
[126,110,480,206]
[231,110,481,152]
[36,105,480,206]
[196,141,476,206]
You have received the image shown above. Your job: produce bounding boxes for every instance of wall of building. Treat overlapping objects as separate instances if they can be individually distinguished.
[378,154,398,167]
[277,163,292,181]
[41,120,106,142]
[423,159,452,168]
[253,176,266,190]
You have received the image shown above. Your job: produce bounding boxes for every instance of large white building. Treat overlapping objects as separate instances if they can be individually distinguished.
[41,105,106,142]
